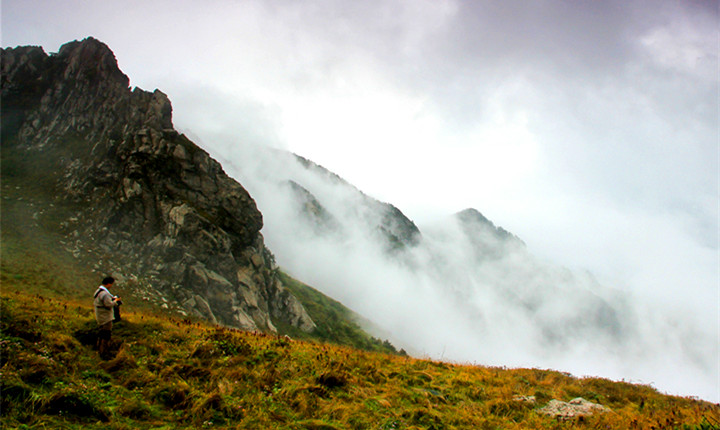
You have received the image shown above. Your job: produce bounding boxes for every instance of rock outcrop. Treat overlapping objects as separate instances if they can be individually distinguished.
[537,397,611,420]
[1,37,315,333]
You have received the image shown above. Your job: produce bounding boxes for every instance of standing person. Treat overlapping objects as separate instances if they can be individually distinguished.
[94,277,121,359]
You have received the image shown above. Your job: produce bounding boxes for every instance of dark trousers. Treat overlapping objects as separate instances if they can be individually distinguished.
[97,321,113,359]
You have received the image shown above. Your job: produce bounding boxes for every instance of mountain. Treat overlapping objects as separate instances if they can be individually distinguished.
[0,37,408,356]
[218,141,631,348]
[288,153,422,252]
[1,38,315,333]
[449,208,627,344]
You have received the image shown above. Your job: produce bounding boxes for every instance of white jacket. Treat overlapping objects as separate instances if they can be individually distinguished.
[93,286,117,326]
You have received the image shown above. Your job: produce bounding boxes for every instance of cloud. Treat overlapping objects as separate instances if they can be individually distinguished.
[169,81,286,152]
[217,141,718,401]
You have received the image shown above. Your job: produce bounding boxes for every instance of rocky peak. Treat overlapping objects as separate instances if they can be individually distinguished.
[290,153,422,251]
[456,208,491,225]
[1,38,315,333]
[57,37,130,87]
[456,208,523,242]
[454,208,526,259]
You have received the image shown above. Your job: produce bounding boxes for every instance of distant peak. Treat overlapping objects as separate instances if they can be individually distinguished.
[455,208,492,225]
[454,208,525,247]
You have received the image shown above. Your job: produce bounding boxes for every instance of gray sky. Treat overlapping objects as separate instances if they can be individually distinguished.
[3,0,718,396]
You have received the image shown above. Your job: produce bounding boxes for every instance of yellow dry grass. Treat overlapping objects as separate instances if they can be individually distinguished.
[1,288,718,429]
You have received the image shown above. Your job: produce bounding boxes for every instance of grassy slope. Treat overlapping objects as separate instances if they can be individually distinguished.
[1,287,718,430]
[276,271,403,355]
[0,141,397,354]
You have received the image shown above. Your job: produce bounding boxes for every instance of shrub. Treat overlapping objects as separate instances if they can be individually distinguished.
[40,389,109,422]
[153,381,191,410]
[118,397,156,420]
[0,378,32,415]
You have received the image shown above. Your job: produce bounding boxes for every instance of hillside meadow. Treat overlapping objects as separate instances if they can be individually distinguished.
[1,282,718,429]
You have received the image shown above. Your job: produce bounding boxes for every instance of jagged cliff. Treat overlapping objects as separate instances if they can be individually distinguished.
[1,37,315,333]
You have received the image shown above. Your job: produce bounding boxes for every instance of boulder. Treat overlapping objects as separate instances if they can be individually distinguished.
[537,397,611,420]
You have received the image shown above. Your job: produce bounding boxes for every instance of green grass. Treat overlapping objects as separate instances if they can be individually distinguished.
[276,271,402,355]
[0,188,95,297]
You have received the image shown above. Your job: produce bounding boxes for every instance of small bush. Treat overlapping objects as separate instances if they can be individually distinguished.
[190,392,243,424]
[41,390,109,422]
[162,362,212,379]
[81,369,113,382]
[316,371,348,390]
[20,366,52,386]
[1,317,42,343]
[401,407,444,429]
[72,322,99,347]
[486,397,533,422]
[207,329,252,357]
[291,419,343,430]
[99,346,137,372]
[189,341,222,359]
[0,379,32,415]
[153,381,191,410]
[118,397,156,420]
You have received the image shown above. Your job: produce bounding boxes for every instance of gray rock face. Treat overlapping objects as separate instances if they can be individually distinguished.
[1,37,314,333]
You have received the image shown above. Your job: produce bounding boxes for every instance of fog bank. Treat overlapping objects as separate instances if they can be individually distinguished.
[215,141,718,402]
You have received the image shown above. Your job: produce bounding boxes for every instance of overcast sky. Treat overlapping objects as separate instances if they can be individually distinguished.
[3,0,718,394]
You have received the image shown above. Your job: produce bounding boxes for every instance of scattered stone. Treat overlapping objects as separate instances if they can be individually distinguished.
[537,397,611,420]
[513,395,536,404]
